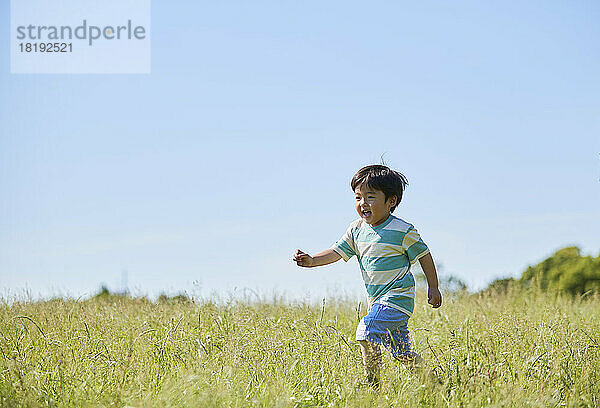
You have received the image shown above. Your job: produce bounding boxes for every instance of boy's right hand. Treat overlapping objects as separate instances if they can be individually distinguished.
[293,249,314,267]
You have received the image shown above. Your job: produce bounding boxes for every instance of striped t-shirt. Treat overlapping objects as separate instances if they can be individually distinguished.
[332,214,429,316]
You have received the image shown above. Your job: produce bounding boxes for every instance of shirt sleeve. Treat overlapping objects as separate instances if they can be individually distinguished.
[331,225,357,262]
[402,226,430,264]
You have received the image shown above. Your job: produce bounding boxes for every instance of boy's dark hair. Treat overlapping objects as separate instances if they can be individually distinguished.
[350,165,408,213]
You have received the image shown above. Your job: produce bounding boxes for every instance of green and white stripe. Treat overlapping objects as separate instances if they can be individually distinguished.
[332,215,429,316]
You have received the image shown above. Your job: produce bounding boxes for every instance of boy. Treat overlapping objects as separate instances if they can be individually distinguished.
[293,164,442,387]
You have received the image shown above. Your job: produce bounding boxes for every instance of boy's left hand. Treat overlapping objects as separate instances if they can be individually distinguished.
[427,286,442,308]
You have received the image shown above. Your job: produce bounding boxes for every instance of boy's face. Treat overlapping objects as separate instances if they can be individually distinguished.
[354,184,396,226]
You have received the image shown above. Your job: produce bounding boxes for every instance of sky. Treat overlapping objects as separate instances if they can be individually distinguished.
[1,1,599,302]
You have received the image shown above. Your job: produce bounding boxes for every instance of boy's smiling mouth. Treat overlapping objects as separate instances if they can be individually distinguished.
[361,210,372,218]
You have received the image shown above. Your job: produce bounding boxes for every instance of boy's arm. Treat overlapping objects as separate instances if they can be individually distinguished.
[418,253,442,308]
[294,248,341,268]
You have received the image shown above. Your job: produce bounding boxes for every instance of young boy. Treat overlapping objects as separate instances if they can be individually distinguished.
[293,164,442,387]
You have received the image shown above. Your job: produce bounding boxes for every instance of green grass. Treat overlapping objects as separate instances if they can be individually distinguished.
[1,287,598,407]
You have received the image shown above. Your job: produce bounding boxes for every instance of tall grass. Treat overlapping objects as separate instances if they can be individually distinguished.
[1,287,598,407]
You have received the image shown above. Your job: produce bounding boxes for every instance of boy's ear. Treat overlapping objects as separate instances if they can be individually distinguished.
[388,195,397,208]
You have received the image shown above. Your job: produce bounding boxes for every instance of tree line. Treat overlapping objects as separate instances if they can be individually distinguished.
[486,246,600,294]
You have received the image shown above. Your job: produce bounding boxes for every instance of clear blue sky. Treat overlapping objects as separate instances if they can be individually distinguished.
[1,1,599,301]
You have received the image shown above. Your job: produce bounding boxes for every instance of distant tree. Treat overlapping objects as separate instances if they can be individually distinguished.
[519,247,600,294]
[483,247,600,295]
[440,275,468,293]
[95,285,111,298]
[93,285,131,300]
[157,292,191,303]
[485,277,517,294]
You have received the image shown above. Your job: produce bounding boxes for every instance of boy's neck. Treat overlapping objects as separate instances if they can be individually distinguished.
[368,213,393,227]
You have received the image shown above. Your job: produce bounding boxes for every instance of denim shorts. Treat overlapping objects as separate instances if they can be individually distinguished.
[355,302,411,359]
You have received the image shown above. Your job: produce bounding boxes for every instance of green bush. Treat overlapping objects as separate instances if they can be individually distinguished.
[520,246,600,294]
[488,246,600,295]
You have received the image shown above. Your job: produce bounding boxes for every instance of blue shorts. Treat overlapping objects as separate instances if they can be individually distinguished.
[355,303,411,359]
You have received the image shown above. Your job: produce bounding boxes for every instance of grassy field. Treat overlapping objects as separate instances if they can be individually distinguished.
[1,287,598,407]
